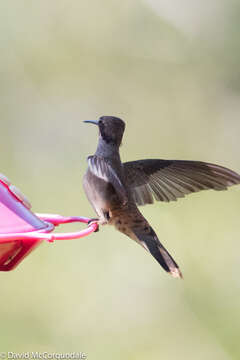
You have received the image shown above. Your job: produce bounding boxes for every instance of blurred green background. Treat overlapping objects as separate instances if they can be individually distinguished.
[1,1,240,359]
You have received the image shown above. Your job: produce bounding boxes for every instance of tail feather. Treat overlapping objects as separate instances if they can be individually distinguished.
[132,227,182,278]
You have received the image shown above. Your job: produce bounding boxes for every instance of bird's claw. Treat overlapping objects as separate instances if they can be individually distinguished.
[87,218,99,232]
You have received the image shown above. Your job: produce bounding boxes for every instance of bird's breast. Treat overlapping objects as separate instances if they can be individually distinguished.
[83,169,121,216]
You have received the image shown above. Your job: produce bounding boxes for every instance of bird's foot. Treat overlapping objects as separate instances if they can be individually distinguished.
[87,218,100,232]
[88,214,109,232]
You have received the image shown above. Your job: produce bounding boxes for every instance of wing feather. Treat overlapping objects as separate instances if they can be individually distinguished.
[88,155,128,204]
[124,159,240,206]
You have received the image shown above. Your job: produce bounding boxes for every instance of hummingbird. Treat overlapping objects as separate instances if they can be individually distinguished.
[83,116,240,278]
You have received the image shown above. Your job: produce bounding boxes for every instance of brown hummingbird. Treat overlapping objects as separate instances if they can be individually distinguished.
[83,116,240,278]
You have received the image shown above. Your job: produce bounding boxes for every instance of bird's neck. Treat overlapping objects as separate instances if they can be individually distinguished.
[95,137,121,161]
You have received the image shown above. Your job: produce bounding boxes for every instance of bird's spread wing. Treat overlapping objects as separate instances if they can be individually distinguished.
[123,159,240,205]
[88,155,128,204]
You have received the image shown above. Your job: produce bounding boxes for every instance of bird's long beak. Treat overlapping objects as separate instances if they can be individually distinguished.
[83,120,99,126]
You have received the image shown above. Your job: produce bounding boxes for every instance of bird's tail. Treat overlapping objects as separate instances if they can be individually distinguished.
[132,226,183,278]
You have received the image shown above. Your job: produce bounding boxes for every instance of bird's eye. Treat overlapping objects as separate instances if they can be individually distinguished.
[99,119,103,124]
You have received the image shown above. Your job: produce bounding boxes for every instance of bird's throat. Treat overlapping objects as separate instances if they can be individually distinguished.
[95,137,120,160]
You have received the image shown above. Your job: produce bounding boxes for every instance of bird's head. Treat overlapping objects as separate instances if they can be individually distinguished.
[84,116,125,147]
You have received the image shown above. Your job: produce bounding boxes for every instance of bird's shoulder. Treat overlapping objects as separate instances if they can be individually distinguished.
[87,155,128,203]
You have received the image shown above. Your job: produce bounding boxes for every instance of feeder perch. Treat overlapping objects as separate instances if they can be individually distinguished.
[0,174,98,271]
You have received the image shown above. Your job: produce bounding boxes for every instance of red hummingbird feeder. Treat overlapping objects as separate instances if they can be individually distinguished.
[0,173,98,271]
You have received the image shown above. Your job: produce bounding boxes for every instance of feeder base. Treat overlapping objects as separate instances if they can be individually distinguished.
[0,240,42,271]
